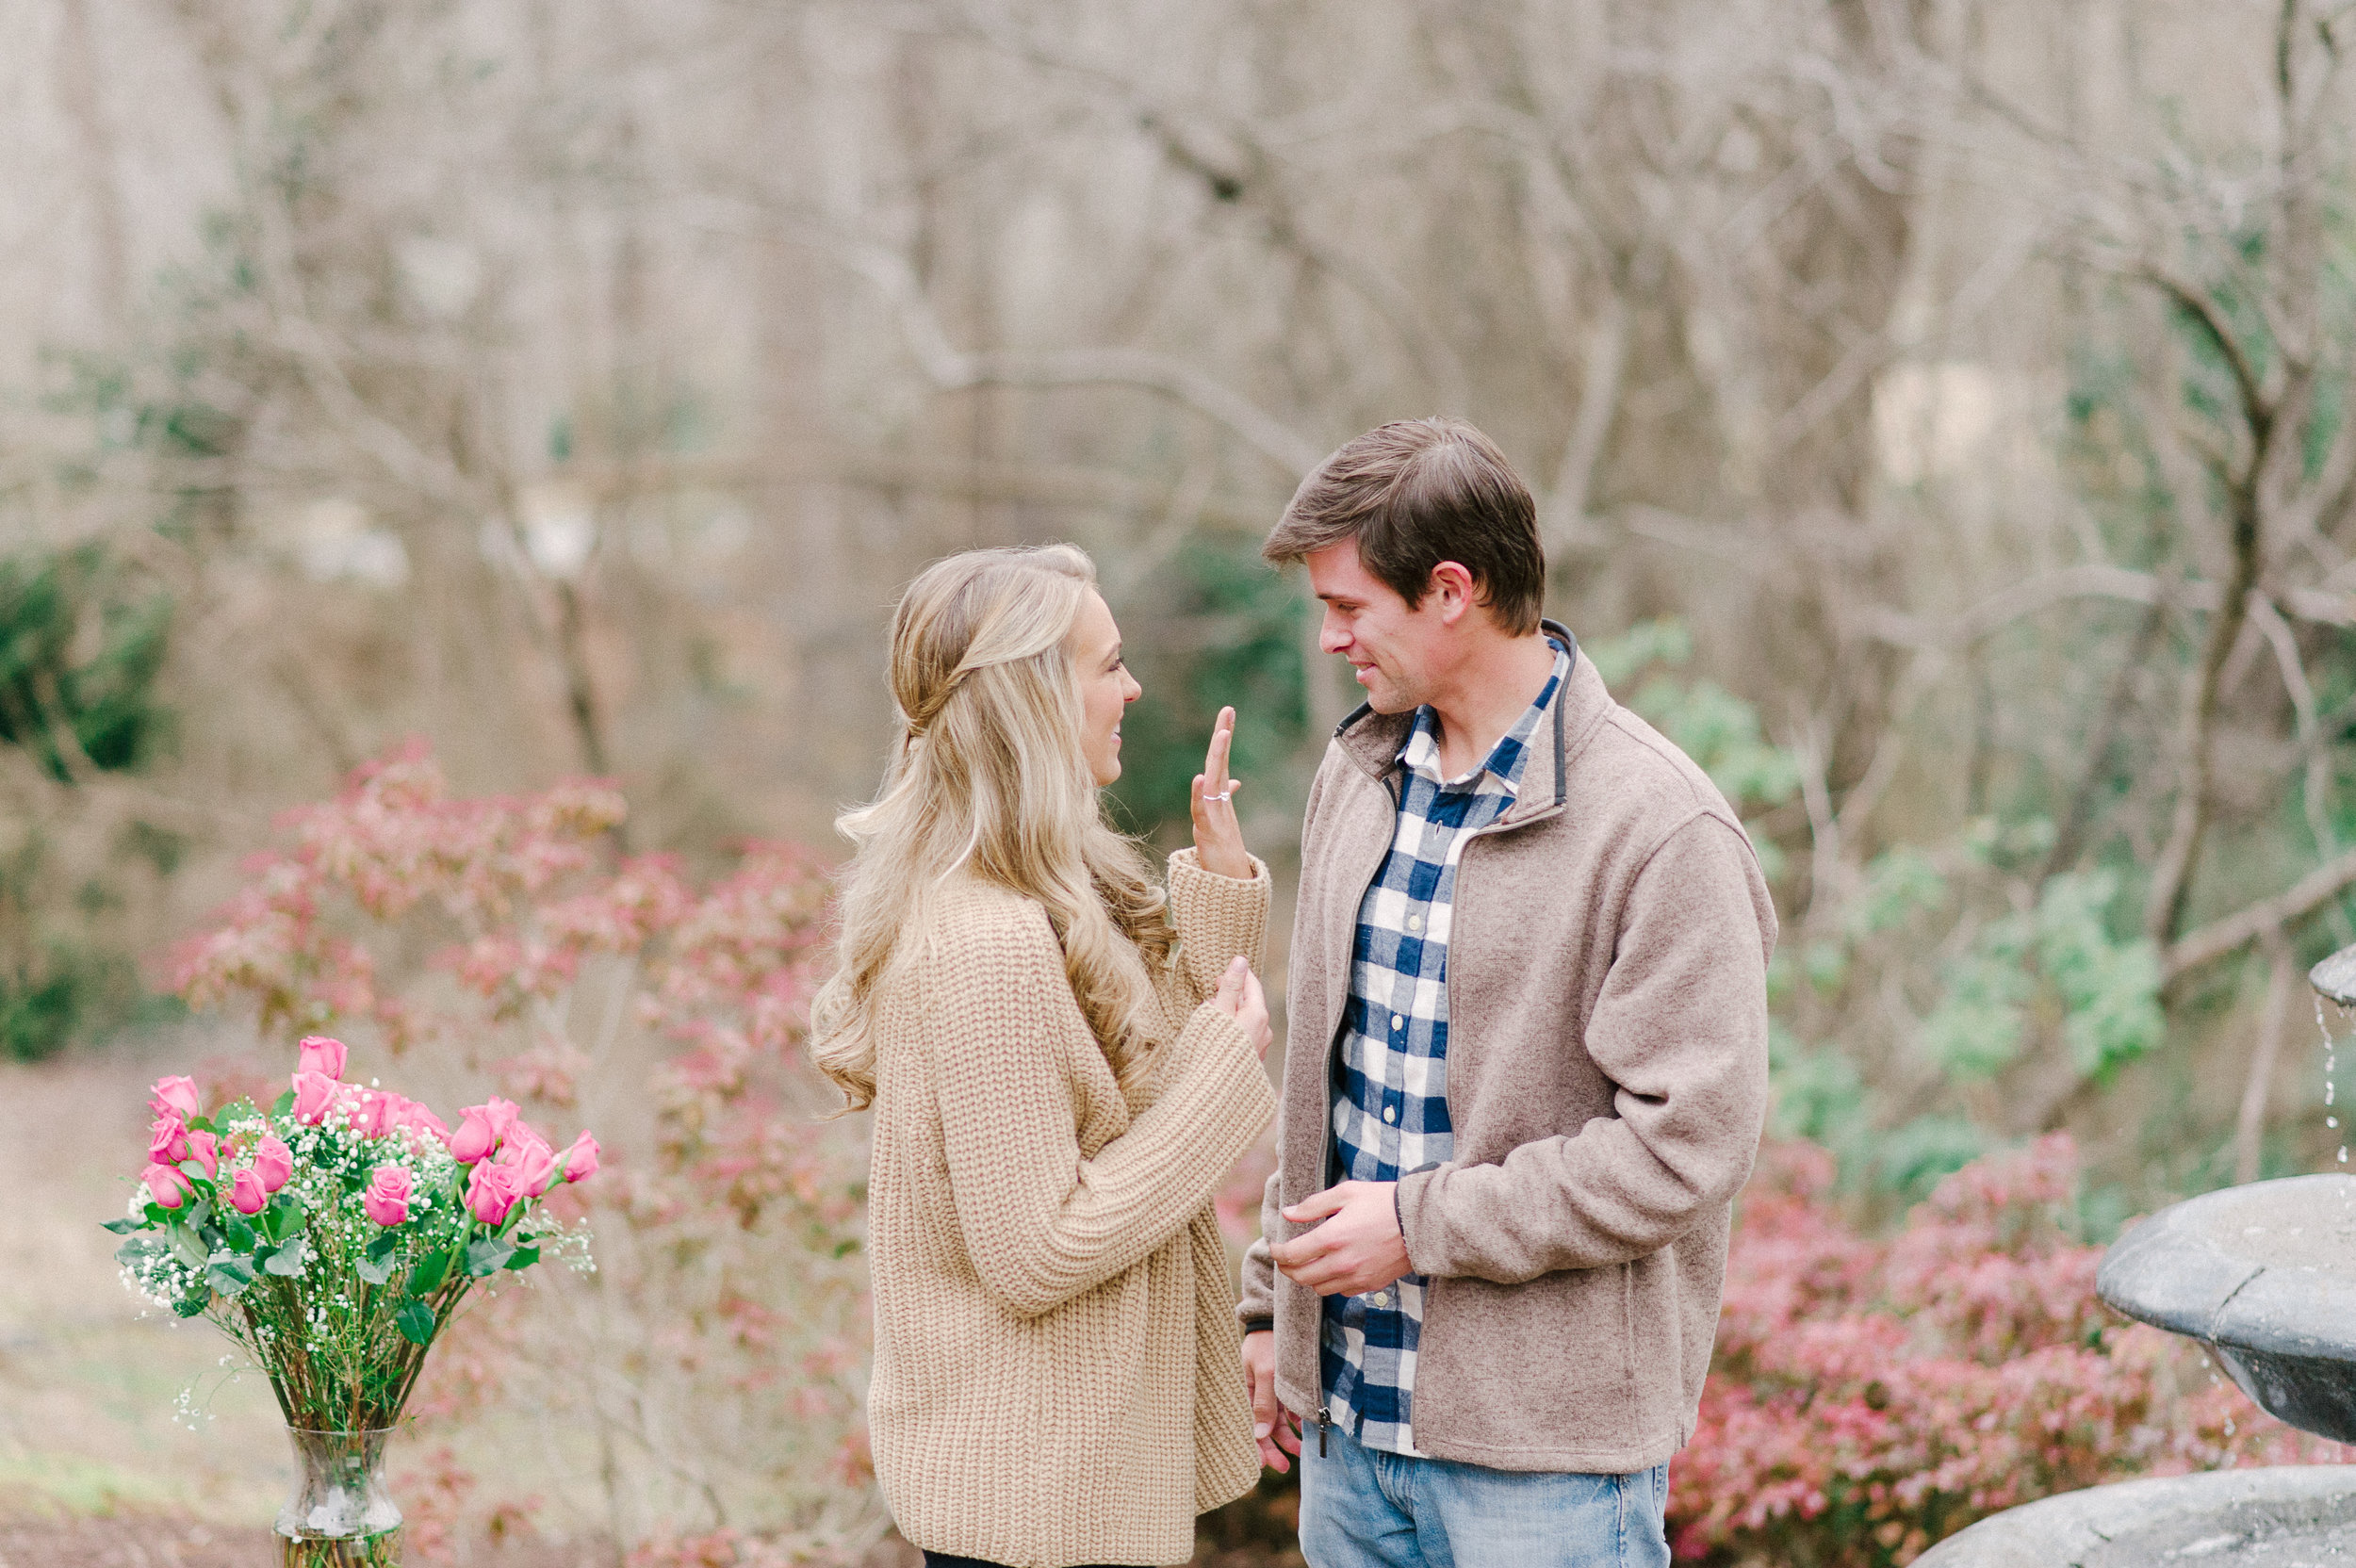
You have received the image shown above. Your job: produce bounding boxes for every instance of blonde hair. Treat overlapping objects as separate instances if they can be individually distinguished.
[810,544,1174,1112]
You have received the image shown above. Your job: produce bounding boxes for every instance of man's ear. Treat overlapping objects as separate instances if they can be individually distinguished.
[1427,562,1478,626]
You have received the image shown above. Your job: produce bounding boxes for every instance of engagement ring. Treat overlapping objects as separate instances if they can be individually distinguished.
[1203,791,1233,803]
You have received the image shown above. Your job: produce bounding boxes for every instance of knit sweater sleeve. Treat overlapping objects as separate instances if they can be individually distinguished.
[921,896,1278,1320]
[1164,847,1271,1004]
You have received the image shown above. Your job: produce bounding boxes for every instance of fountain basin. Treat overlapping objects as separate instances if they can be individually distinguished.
[2097,1174,2356,1442]
[1913,1466,2356,1565]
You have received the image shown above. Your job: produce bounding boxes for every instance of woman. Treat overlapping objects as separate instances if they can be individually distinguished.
[811,545,1278,1568]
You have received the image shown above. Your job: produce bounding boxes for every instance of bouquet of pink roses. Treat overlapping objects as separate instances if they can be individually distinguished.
[109,1036,598,1564]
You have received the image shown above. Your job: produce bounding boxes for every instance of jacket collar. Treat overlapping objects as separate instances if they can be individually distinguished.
[1332,618,1599,825]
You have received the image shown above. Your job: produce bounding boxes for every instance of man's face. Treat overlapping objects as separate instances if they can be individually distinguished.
[1303,540,1448,714]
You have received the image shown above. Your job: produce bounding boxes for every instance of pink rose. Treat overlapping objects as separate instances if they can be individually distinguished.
[291,1070,341,1125]
[396,1101,450,1145]
[363,1166,414,1227]
[296,1036,348,1081]
[229,1168,270,1215]
[450,1098,521,1166]
[141,1162,193,1209]
[560,1131,600,1184]
[148,1116,189,1165]
[185,1129,219,1180]
[495,1124,559,1198]
[148,1075,200,1121]
[347,1091,394,1139]
[465,1160,523,1227]
[252,1135,294,1194]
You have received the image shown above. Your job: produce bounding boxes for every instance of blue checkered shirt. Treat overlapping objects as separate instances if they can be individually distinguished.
[1319,643,1570,1456]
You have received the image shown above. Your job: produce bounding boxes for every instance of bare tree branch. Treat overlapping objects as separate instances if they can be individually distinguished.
[2163,845,2356,987]
[822,233,1325,478]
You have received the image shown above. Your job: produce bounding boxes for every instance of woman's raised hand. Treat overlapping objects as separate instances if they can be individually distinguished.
[1210,956,1272,1061]
[1190,705,1251,880]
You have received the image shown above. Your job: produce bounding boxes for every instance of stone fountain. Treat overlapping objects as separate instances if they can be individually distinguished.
[1915,951,2356,1566]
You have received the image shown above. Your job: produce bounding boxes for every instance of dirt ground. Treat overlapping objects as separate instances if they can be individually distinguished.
[0,1514,598,1566]
[0,1515,1296,1566]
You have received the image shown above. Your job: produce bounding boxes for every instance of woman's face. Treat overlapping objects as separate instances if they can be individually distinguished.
[1069,588,1141,786]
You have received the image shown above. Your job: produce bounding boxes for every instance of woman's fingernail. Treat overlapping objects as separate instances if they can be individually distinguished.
[1253,1424,1270,1439]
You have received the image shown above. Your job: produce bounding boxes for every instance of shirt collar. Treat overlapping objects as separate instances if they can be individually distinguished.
[1397,641,1572,795]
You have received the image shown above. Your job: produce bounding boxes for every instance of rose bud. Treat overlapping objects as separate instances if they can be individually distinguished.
[559,1131,601,1184]
[363,1166,414,1227]
[450,1098,521,1166]
[185,1129,220,1180]
[465,1160,523,1227]
[229,1168,270,1215]
[291,1070,340,1125]
[253,1134,294,1194]
[495,1124,559,1198]
[148,1075,201,1122]
[148,1116,190,1165]
[141,1162,194,1209]
[295,1036,348,1081]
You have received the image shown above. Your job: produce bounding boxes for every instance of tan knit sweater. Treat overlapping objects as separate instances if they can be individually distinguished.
[864,848,1277,1568]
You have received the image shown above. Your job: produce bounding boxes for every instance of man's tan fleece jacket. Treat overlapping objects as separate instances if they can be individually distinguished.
[866,851,1276,1568]
[1240,625,1777,1475]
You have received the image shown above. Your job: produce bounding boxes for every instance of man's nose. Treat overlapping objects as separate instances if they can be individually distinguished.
[1319,612,1350,655]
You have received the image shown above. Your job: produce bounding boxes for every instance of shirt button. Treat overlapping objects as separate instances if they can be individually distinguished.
[1370,1291,1391,1307]
[1391,1014,1404,1031]
[1383,1105,1398,1123]
[1406,913,1424,933]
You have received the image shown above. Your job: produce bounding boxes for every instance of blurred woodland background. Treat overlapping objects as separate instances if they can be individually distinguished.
[10,0,2356,1559]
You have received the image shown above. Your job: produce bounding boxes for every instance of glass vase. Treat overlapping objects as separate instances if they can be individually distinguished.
[275,1426,403,1567]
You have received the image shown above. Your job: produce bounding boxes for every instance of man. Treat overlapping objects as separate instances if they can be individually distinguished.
[1238,417,1776,1568]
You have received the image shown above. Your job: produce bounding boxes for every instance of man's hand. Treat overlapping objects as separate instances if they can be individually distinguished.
[1269,1181,1413,1297]
[1240,1330,1300,1472]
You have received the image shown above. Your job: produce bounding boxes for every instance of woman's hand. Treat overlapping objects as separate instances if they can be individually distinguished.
[1210,956,1272,1060]
[1191,705,1251,880]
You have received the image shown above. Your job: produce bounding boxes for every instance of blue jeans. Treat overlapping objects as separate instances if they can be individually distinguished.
[1299,1418,1671,1568]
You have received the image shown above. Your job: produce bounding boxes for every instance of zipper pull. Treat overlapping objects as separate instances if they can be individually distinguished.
[1317,1404,1332,1458]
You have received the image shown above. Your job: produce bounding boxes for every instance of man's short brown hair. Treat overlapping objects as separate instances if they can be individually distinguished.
[1262,417,1546,635]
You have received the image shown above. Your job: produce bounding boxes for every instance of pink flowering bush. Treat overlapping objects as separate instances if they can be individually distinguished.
[1670,1136,2349,1565]
[170,744,871,1559]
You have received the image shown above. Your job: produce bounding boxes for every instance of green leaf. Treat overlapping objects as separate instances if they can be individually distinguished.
[219,1212,256,1252]
[500,1245,540,1271]
[356,1252,396,1286]
[170,1228,210,1271]
[101,1217,141,1235]
[365,1230,401,1262]
[142,1201,168,1226]
[114,1236,167,1268]
[394,1298,436,1347]
[463,1237,515,1278]
[172,1290,209,1317]
[264,1194,304,1245]
[262,1236,310,1277]
[186,1113,216,1135]
[409,1249,451,1294]
[271,1088,295,1118]
[205,1254,257,1297]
